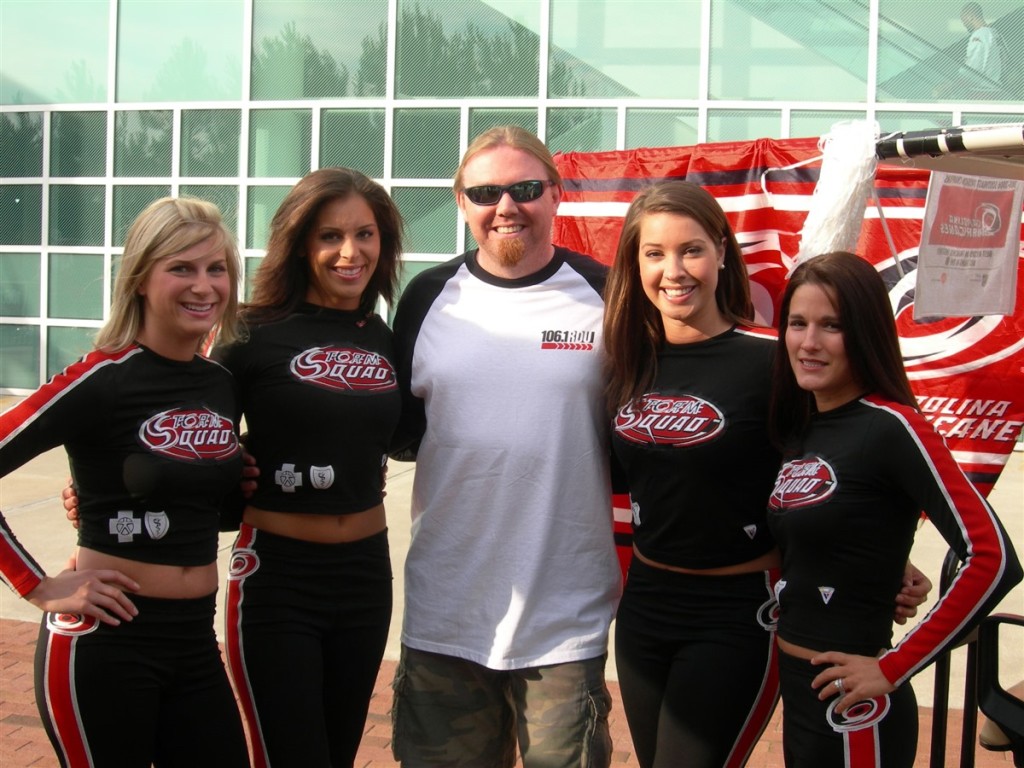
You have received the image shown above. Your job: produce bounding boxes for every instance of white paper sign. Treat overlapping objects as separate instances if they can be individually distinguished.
[915,171,1022,319]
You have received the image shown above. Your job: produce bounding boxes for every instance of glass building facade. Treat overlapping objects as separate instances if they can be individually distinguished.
[1,0,1022,391]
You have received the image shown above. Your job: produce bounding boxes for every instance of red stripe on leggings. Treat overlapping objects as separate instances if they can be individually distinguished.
[42,632,92,767]
[844,723,881,768]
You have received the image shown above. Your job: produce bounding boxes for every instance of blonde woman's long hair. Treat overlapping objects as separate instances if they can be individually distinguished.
[95,196,241,353]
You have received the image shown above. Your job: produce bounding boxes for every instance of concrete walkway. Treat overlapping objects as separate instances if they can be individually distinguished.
[1,394,1021,765]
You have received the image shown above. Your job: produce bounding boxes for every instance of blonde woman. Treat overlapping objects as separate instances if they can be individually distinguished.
[0,197,249,767]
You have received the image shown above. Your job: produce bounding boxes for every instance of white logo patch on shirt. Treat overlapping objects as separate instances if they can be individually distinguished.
[144,511,169,540]
[743,524,757,539]
[109,511,142,543]
[275,463,303,493]
[819,586,835,605]
[310,465,335,490]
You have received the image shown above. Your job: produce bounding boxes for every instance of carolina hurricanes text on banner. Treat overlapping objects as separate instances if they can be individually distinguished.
[553,138,1024,573]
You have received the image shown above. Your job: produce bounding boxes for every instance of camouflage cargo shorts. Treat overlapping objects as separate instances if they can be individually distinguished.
[391,645,612,768]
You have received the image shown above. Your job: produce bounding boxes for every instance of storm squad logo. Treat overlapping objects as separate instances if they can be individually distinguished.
[139,408,239,461]
[614,394,725,447]
[769,457,837,510]
[290,347,397,392]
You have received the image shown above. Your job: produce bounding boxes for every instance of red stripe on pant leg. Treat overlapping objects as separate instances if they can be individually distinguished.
[725,638,781,768]
[224,526,269,768]
[42,632,92,768]
[845,724,881,768]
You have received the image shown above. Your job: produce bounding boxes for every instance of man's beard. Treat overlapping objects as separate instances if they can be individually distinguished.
[496,238,526,268]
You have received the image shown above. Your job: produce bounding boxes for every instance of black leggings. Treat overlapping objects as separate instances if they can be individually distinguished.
[225,524,393,768]
[614,560,780,768]
[35,593,248,768]
[778,650,917,768]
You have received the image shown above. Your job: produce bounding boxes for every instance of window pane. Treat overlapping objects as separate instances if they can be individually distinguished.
[48,254,104,320]
[0,254,41,317]
[249,110,312,178]
[49,185,104,247]
[247,186,292,249]
[395,0,540,98]
[244,256,264,301]
[469,109,538,140]
[962,111,1024,125]
[389,259,441,323]
[876,111,953,136]
[393,110,460,179]
[180,185,240,239]
[321,110,386,178]
[182,110,241,177]
[549,0,698,99]
[877,1,1023,103]
[0,325,40,390]
[251,0,388,99]
[392,188,456,254]
[116,0,243,102]
[113,186,172,247]
[546,109,616,154]
[115,111,172,177]
[1,113,44,177]
[710,0,867,101]
[51,112,107,178]
[0,1,108,105]
[707,110,782,142]
[790,111,867,140]
[625,110,699,149]
[0,186,43,246]
[48,326,97,379]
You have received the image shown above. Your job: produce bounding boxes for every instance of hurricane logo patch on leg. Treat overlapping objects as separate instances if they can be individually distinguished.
[46,612,99,636]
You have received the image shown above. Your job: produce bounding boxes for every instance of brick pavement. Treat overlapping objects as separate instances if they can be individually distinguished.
[0,618,1014,767]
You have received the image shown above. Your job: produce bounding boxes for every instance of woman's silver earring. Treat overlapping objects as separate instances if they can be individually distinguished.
[718,263,725,270]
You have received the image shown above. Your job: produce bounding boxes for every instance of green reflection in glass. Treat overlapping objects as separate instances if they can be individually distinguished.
[49,185,104,247]
[710,0,867,102]
[395,0,539,98]
[393,110,460,179]
[51,112,107,178]
[0,254,41,317]
[962,112,1024,125]
[321,110,386,178]
[48,253,104,320]
[248,186,292,249]
[469,109,538,140]
[116,0,242,102]
[1,1,108,105]
[389,259,441,324]
[0,186,43,246]
[876,111,953,136]
[625,110,699,149]
[392,188,456,254]
[1,113,44,177]
[549,0,697,99]
[707,110,782,142]
[182,110,241,177]
[244,256,264,302]
[790,111,867,139]
[48,326,97,379]
[114,111,172,177]
[113,186,171,247]
[251,0,388,99]
[249,110,312,178]
[0,325,40,390]
[180,186,240,239]
[546,109,616,154]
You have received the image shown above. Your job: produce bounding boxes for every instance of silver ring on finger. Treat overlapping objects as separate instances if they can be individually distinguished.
[834,678,845,693]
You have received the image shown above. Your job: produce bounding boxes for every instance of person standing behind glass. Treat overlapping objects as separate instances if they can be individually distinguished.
[767,251,1021,767]
[214,167,404,768]
[0,197,249,768]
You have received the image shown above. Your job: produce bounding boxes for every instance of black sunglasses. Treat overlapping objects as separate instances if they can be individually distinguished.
[462,180,554,206]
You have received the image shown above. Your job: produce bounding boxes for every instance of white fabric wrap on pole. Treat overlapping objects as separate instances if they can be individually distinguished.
[795,121,878,267]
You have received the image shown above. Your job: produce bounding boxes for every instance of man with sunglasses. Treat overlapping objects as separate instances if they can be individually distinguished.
[390,125,620,767]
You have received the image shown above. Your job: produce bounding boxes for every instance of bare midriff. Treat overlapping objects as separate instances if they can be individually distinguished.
[75,547,219,599]
[633,544,781,576]
[243,502,386,544]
